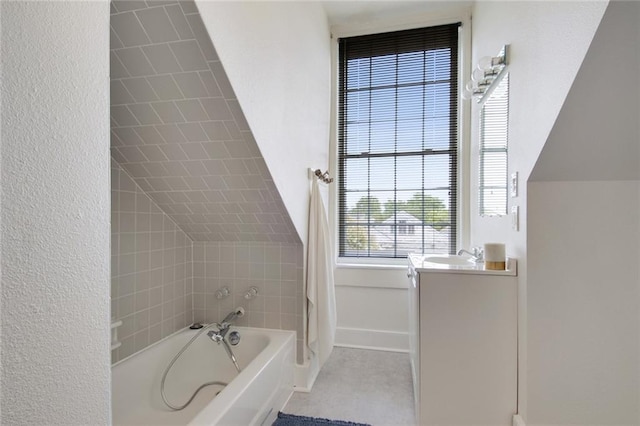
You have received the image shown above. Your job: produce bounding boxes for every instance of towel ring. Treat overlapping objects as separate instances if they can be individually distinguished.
[313,169,333,184]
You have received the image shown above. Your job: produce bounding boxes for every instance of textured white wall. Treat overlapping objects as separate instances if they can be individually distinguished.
[528,181,640,425]
[469,1,608,419]
[195,1,332,246]
[530,1,639,182]
[1,1,111,424]
[526,2,640,424]
[469,0,607,251]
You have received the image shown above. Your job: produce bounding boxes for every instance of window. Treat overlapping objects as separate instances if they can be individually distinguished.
[399,220,407,234]
[338,23,460,259]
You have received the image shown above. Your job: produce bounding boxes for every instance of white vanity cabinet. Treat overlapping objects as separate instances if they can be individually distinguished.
[408,254,518,425]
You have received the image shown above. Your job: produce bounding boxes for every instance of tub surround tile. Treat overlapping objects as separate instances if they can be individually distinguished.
[111,161,192,363]
[151,101,186,124]
[111,80,136,105]
[184,13,218,61]
[110,0,298,244]
[128,104,163,126]
[111,0,303,364]
[112,1,148,13]
[113,127,145,147]
[176,122,207,142]
[111,162,304,364]
[111,25,125,49]
[191,241,304,362]
[165,4,194,40]
[111,105,140,127]
[114,47,156,77]
[142,44,183,74]
[137,145,168,162]
[136,6,180,44]
[110,11,150,47]
[175,99,209,123]
[121,77,159,103]
[169,40,208,71]
[147,75,184,101]
[111,51,130,79]
[208,61,235,99]
[173,72,208,99]
[198,71,223,97]
[179,1,198,14]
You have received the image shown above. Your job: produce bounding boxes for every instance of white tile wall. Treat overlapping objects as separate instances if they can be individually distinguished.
[110,0,305,363]
[192,241,304,362]
[110,0,299,244]
[111,159,192,363]
[111,161,305,363]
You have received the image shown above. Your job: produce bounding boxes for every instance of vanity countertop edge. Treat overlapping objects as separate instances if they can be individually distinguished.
[409,254,518,276]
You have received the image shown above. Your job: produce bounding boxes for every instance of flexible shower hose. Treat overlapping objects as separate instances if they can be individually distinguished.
[160,324,240,411]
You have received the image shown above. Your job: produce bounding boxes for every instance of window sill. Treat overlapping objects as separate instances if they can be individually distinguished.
[335,262,407,271]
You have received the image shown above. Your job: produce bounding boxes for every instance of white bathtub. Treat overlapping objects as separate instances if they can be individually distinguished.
[112,326,295,426]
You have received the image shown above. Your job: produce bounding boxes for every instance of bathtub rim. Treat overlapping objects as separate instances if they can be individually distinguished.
[111,325,295,368]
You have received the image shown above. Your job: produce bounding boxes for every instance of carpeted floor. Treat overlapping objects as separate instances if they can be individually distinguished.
[283,347,416,426]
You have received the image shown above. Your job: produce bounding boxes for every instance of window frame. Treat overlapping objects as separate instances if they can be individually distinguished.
[329,12,471,267]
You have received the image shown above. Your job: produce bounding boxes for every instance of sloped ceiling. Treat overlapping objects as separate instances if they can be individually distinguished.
[109,0,299,243]
[530,0,640,182]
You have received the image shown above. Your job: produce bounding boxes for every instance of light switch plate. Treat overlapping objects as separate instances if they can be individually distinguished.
[511,205,519,231]
[510,172,518,198]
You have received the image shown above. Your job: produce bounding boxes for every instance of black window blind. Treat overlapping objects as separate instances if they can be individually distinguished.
[338,23,460,258]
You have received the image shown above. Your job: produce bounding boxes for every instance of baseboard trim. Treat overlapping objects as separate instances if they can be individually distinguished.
[526,424,635,426]
[334,327,409,352]
[513,414,640,426]
[293,354,320,393]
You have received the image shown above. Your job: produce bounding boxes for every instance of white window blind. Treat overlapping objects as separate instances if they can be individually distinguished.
[479,73,509,216]
[338,23,460,258]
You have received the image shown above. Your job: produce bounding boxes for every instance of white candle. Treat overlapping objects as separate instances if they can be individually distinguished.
[484,243,506,270]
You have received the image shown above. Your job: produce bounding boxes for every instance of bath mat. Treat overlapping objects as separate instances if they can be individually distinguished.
[272,412,371,426]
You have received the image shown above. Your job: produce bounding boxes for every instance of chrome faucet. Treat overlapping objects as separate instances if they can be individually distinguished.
[207,307,245,342]
[457,247,484,263]
[207,307,245,372]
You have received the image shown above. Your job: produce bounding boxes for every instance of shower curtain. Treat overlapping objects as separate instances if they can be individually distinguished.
[306,176,336,368]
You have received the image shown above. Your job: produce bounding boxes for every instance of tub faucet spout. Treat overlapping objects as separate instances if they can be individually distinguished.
[221,307,245,325]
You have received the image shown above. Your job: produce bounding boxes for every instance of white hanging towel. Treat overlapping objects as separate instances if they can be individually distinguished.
[306,177,336,367]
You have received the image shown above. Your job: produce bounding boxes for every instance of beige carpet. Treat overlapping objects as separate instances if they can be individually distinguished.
[283,347,416,426]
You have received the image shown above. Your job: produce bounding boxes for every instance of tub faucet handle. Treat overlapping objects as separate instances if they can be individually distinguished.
[207,329,223,343]
[244,286,258,300]
[215,286,230,300]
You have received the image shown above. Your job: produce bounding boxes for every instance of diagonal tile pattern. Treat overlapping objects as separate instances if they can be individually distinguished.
[110,0,299,243]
